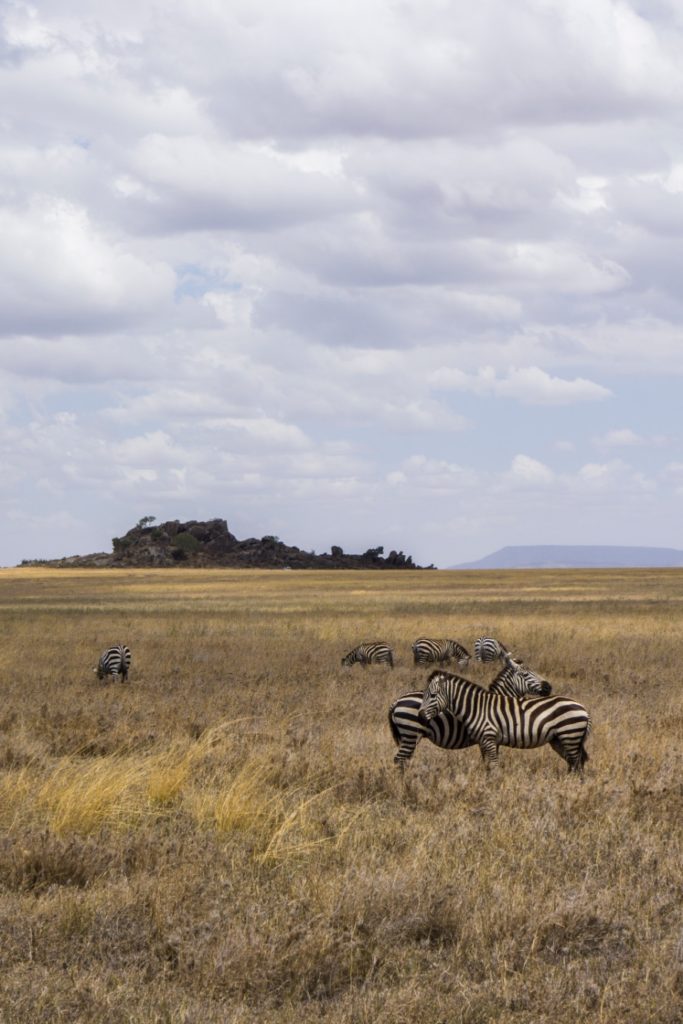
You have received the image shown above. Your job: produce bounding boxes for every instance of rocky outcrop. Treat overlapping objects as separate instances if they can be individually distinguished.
[23,518,433,570]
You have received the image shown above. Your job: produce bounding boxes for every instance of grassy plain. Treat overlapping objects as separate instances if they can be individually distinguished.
[0,566,681,1023]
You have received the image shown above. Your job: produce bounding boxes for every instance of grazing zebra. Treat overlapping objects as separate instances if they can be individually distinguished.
[411,638,471,668]
[95,644,132,683]
[389,660,552,770]
[342,642,394,669]
[474,636,510,663]
[418,670,591,776]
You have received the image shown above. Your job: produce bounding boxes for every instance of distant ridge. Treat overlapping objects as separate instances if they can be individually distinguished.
[452,545,683,570]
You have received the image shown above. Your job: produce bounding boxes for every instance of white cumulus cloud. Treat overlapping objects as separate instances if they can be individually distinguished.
[431,365,611,404]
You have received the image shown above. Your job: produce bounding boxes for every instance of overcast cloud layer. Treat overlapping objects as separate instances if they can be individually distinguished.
[2,0,683,567]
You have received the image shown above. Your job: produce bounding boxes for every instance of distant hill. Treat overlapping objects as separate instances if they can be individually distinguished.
[452,545,683,569]
[21,517,434,570]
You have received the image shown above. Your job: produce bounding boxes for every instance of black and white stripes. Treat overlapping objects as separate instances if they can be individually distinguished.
[342,642,394,669]
[418,670,591,776]
[389,659,552,769]
[474,636,509,663]
[95,644,132,683]
[411,638,471,667]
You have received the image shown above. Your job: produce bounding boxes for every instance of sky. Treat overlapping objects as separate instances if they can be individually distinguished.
[2,0,683,568]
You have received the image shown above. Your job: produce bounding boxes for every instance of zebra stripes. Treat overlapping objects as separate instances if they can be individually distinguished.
[95,644,132,683]
[411,638,470,667]
[418,670,591,776]
[489,661,552,700]
[389,661,552,769]
[474,636,509,663]
[342,642,394,669]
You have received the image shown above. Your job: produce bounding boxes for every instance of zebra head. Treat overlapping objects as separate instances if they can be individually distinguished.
[493,651,552,698]
[448,641,471,667]
[341,651,354,667]
[506,666,552,698]
[418,672,450,723]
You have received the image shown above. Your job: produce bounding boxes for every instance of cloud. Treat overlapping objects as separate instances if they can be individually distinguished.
[386,454,482,492]
[594,428,643,447]
[203,417,310,451]
[431,365,611,404]
[507,454,555,485]
[187,0,683,139]
[0,198,175,336]
[119,134,358,235]
[496,367,612,403]
[593,428,670,448]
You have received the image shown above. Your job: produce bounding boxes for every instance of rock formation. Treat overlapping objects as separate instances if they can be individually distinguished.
[23,518,433,570]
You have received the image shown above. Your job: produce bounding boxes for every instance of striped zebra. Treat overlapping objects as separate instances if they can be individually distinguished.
[95,644,132,683]
[389,659,552,769]
[474,636,510,663]
[418,670,591,776]
[411,638,470,668]
[342,642,394,669]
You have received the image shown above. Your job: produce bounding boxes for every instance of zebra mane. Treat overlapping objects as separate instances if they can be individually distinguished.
[426,669,487,694]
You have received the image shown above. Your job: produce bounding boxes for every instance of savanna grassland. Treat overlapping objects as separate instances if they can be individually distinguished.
[0,567,681,1024]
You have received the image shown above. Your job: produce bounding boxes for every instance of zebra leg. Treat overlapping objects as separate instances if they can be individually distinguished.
[568,736,589,779]
[394,734,420,770]
[478,735,500,771]
[550,737,586,778]
[549,737,570,768]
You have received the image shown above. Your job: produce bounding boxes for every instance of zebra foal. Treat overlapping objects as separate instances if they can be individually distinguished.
[411,638,470,667]
[418,670,591,776]
[95,644,132,683]
[389,660,552,770]
[342,642,394,669]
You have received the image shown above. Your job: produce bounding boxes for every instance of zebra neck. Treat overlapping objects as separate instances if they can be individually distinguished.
[440,674,484,713]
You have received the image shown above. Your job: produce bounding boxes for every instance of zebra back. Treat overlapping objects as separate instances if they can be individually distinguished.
[474,636,509,663]
[411,638,471,667]
[342,642,394,668]
[96,644,132,681]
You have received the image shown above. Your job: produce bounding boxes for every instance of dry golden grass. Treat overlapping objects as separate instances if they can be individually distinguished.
[0,566,681,1023]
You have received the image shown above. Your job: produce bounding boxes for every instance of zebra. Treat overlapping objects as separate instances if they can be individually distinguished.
[411,638,471,668]
[474,636,510,663]
[418,670,591,776]
[342,642,394,669]
[94,644,132,683]
[389,659,552,770]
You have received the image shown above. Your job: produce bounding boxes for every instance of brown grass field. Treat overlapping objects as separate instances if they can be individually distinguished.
[0,566,681,1023]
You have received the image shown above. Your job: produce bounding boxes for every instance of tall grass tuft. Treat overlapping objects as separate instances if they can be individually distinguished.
[35,754,154,833]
